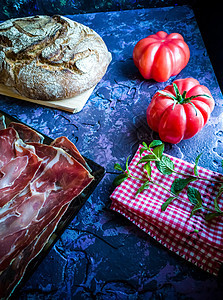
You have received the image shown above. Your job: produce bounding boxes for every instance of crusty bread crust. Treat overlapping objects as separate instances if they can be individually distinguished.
[0,15,112,100]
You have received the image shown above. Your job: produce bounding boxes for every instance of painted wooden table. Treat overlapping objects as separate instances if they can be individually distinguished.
[1,5,223,299]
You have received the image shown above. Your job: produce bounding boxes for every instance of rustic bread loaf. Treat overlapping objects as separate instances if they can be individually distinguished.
[0,15,112,100]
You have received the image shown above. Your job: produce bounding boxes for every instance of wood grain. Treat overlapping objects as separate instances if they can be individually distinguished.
[0,84,95,113]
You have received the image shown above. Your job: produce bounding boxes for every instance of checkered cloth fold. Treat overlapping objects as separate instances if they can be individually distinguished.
[110,145,223,276]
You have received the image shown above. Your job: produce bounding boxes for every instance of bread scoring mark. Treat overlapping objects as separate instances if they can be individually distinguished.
[0,15,112,100]
[2,19,99,75]
[0,35,12,47]
[0,16,64,55]
[13,21,41,37]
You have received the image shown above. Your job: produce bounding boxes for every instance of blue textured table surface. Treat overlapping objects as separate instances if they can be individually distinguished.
[1,5,223,299]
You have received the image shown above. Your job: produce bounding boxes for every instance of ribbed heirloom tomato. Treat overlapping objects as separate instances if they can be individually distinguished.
[133,31,190,82]
[146,78,215,144]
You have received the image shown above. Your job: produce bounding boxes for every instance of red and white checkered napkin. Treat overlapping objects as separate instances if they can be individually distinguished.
[110,145,223,276]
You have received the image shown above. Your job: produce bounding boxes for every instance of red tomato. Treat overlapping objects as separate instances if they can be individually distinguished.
[133,31,190,82]
[146,78,215,144]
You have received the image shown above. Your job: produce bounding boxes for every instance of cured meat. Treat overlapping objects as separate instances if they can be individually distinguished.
[0,139,42,208]
[0,115,6,130]
[0,203,68,298]
[0,127,41,208]
[0,143,93,268]
[0,128,18,169]
[51,136,91,171]
[9,122,44,143]
[0,125,94,298]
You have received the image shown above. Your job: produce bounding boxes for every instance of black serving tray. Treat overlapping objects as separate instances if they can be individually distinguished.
[0,110,105,299]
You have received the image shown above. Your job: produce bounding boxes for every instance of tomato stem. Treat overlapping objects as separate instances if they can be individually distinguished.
[158,82,212,114]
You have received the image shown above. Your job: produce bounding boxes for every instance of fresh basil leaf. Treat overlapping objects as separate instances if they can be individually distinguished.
[187,187,202,206]
[205,212,223,221]
[155,155,174,175]
[194,153,202,176]
[139,147,147,156]
[171,176,196,195]
[135,181,150,196]
[126,156,130,174]
[137,154,157,165]
[190,205,203,217]
[149,140,163,149]
[161,196,176,211]
[153,143,164,159]
[213,183,223,213]
[142,141,148,148]
[114,163,123,172]
[187,187,203,217]
[113,173,128,187]
[143,162,151,177]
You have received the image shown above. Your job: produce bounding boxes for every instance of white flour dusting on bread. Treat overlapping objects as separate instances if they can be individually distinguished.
[0,15,111,100]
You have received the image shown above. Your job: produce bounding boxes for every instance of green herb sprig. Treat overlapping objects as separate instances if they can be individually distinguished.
[113,140,223,221]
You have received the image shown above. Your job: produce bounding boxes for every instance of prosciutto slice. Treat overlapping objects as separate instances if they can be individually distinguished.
[0,227,49,297]
[0,203,68,298]
[9,122,44,143]
[0,115,6,130]
[0,139,42,208]
[51,136,91,171]
[0,120,94,299]
[0,128,19,169]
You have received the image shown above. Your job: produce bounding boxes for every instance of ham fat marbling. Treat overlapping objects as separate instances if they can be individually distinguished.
[0,119,94,299]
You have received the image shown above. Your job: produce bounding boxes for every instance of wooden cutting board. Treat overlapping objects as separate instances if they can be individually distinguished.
[0,84,95,113]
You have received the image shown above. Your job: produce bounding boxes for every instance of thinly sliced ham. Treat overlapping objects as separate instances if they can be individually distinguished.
[9,122,44,143]
[0,128,94,298]
[51,136,91,171]
[0,203,68,298]
[0,143,93,270]
[0,115,6,130]
[0,128,19,169]
[0,140,42,208]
